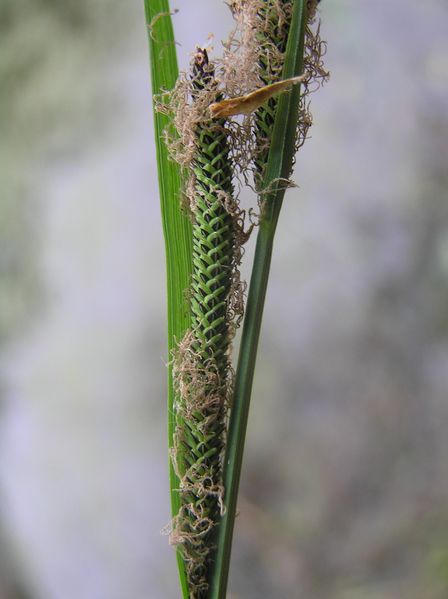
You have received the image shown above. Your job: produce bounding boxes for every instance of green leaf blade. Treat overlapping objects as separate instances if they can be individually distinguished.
[143,2,192,597]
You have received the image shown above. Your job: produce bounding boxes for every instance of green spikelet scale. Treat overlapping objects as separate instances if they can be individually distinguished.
[254,0,293,187]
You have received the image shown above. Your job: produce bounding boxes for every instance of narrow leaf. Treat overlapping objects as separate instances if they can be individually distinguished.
[143,1,192,597]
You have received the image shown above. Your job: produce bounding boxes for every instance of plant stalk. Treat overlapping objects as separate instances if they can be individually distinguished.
[209,1,308,596]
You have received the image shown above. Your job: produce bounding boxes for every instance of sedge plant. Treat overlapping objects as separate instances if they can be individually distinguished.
[144,1,328,597]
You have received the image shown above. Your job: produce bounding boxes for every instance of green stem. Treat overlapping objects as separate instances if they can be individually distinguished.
[209,1,308,597]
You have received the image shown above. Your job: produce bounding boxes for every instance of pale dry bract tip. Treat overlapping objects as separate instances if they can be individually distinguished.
[209,74,308,118]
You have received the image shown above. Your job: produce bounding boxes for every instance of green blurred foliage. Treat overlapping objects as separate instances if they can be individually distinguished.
[0,2,137,596]
[0,0,137,343]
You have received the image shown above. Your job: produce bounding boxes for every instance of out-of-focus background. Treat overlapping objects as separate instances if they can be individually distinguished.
[2,0,448,597]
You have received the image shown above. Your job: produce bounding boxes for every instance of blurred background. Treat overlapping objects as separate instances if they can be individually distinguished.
[1,0,448,597]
